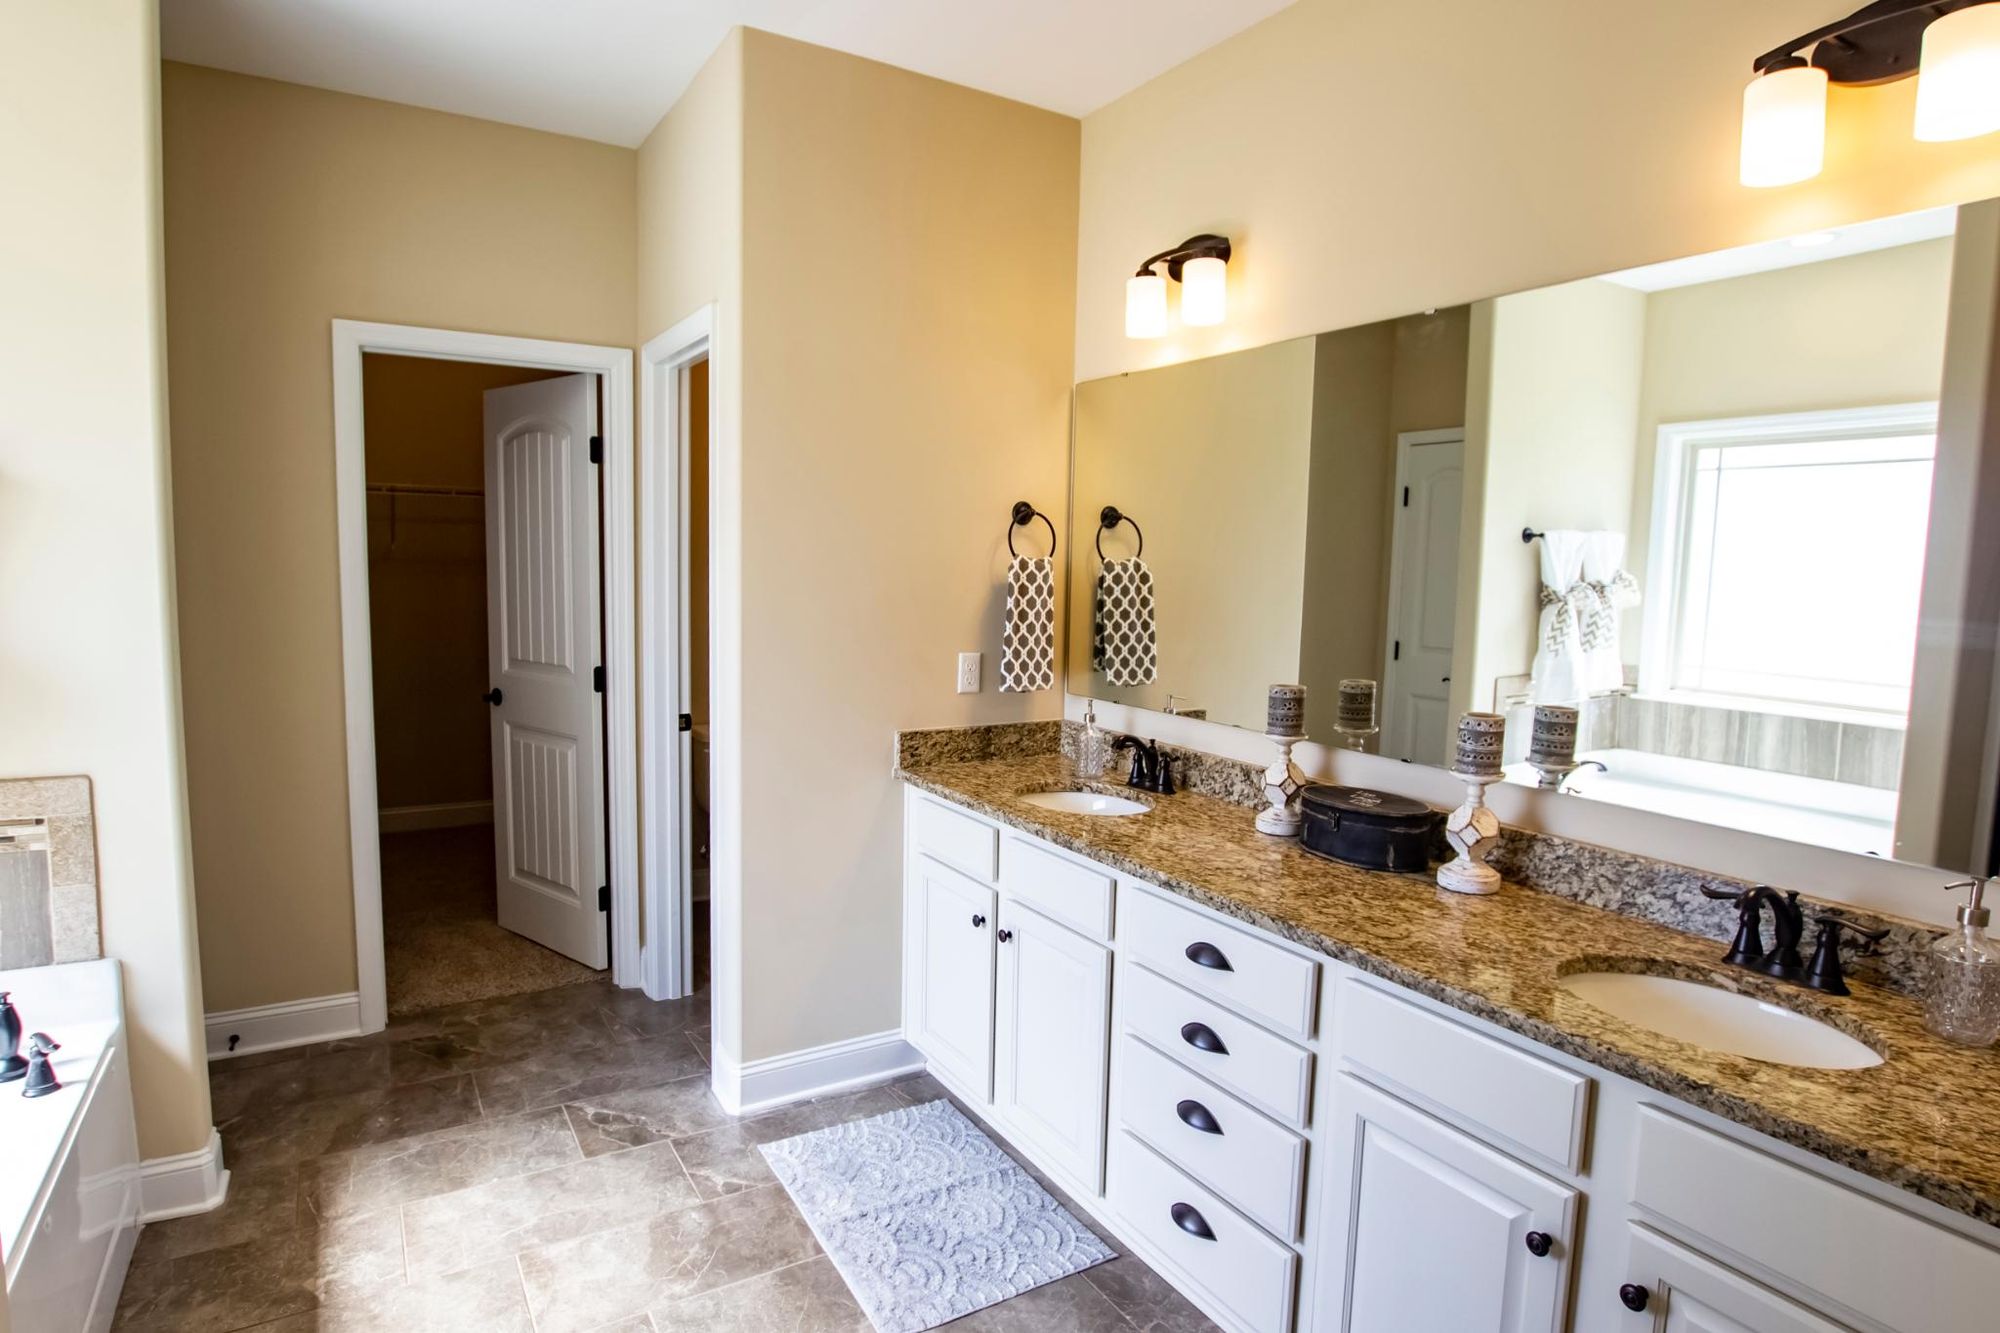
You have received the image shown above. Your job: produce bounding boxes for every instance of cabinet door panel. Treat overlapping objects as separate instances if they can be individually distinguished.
[1624,1225,1851,1333]
[996,901,1111,1189]
[913,855,997,1099]
[1330,1075,1575,1333]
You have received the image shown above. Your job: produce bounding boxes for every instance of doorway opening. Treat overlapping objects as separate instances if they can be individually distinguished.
[683,357,713,1001]
[362,353,608,1016]
[332,319,641,1037]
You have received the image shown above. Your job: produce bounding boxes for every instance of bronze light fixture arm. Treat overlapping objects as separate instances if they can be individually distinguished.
[1133,234,1234,281]
[1752,0,1985,82]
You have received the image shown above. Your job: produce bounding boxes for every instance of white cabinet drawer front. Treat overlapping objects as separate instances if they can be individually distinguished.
[1122,888,1318,1038]
[1109,1131,1298,1333]
[1631,1107,2000,1333]
[1001,836,1113,940]
[1123,962,1314,1126]
[1119,1034,1306,1241]
[911,796,999,882]
[1337,979,1589,1173]
[1624,1223,1850,1333]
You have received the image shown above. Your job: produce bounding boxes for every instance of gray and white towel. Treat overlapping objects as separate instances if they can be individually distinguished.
[999,554,1055,692]
[1094,557,1157,687]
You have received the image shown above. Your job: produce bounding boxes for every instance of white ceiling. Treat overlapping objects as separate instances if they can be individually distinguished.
[160,0,1296,147]
[1600,206,1959,293]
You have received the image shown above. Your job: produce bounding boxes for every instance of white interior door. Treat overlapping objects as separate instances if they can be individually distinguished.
[485,373,607,969]
[1383,432,1465,766]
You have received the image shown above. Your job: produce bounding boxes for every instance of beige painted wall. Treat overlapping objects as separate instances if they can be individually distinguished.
[0,0,212,1158]
[1459,279,1646,719]
[162,64,637,1013]
[1070,0,2000,917]
[733,31,1078,1062]
[1071,338,1317,726]
[363,356,563,812]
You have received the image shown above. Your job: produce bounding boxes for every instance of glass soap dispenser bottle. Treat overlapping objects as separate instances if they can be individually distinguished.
[1077,701,1112,779]
[1924,876,2000,1046]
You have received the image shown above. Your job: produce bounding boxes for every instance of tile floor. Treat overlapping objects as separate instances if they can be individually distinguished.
[380,828,602,1016]
[114,975,1216,1331]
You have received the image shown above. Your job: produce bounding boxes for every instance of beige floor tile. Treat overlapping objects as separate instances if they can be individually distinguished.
[1083,1255,1221,1331]
[941,1271,1134,1330]
[473,1031,709,1116]
[648,1256,868,1331]
[221,1073,484,1167]
[302,1105,582,1218]
[402,1138,701,1278]
[249,1256,534,1333]
[564,1074,734,1156]
[113,1232,319,1332]
[668,1082,906,1200]
[131,1163,301,1265]
[517,1184,820,1333]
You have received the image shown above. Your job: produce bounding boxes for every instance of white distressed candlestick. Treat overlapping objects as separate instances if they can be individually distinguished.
[1437,776,1502,894]
[1255,734,1307,837]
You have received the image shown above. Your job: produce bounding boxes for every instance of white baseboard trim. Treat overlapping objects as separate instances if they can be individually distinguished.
[206,991,364,1060]
[378,800,493,833]
[139,1128,231,1222]
[711,1028,923,1117]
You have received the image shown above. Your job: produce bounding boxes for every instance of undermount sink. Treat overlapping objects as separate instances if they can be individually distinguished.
[1018,790,1150,816]
[1556,971,1882,1070]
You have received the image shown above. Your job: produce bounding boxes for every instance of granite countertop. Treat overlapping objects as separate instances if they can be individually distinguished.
[896,750,2000,1231]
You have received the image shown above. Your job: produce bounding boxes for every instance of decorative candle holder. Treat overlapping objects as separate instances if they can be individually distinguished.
[1438,777,1502,894]
[1266,683,1307,739]
[1334,678,1379,753]
[1255,733,1308,837]
[1528,705,1578,768]
[1439,712,1505,895]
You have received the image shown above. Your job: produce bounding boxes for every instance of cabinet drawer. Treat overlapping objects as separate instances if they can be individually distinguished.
[911,796,998,882]
[1119,1035,1306,1241]
[1337,980,1589,1174]
[1001,836,1113,941]
[1631,1106,2000,1332]
[1123,962,1313,1127]
[1108,1131,1298,1333]
[1122,888,1318,1038]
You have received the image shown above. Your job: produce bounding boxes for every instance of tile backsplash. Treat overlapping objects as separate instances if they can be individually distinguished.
[0,777,101,968]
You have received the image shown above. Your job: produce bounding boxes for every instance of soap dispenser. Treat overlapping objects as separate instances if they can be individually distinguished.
[1078,702,1112,778]
[1924,877,2000,1047]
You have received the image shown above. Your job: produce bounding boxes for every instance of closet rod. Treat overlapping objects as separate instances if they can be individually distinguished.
[366,483,484,498]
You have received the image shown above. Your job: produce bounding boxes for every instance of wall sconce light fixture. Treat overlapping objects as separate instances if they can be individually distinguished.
[1742,1,2000,187]
[1125,234,1232,338]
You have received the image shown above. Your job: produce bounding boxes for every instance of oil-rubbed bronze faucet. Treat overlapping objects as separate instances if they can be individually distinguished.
[1111,736,1175,795]
[1702,885,1885,994]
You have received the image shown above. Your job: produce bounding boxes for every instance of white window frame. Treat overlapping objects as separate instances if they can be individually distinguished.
[1638,401,1940,724]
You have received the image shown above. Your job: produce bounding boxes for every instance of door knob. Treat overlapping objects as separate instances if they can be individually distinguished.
[971,914,986,928]
[1524,1231,1553,1257]
[997,928,1014,943]
[482,688,504,706]
[1618,1284,1650,1312]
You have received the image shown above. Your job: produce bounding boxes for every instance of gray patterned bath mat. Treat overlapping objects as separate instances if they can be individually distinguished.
[759,1096,1114,1331]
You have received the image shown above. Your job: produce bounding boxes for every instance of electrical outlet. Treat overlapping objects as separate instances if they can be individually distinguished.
[956,652,982,694]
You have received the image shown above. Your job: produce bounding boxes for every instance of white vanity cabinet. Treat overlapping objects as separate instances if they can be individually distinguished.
[898,785,2000,1333]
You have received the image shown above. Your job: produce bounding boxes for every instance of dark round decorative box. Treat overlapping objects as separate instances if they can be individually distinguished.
[1299,785,1437,872]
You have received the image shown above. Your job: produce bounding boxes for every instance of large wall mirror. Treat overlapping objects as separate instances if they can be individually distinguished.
[1070,200,2000,875]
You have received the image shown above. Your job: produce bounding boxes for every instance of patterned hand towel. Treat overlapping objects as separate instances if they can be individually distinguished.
[1094,557,1157,687]
[999,554,1055,692]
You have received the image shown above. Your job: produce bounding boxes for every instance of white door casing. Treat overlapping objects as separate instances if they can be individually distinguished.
[1382,430,1465,765]
[485,374,608,969]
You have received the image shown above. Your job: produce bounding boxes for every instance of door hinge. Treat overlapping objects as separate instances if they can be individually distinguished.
[1402,486,1410,507]
[678,713,692,733]
[593,665,605,693]
[1393,640,1401,661]
[588,435,603,465]
[598,884,610,912]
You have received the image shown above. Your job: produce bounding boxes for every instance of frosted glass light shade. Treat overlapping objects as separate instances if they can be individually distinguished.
[1740,65,1828,187]
[1126,272,1168,339]
[1179,255,1227,327]
[1915,3,2000,142]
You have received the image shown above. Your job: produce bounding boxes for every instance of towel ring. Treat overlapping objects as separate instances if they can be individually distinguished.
[1008,500,1056,558]
[1098,505,1144,560]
